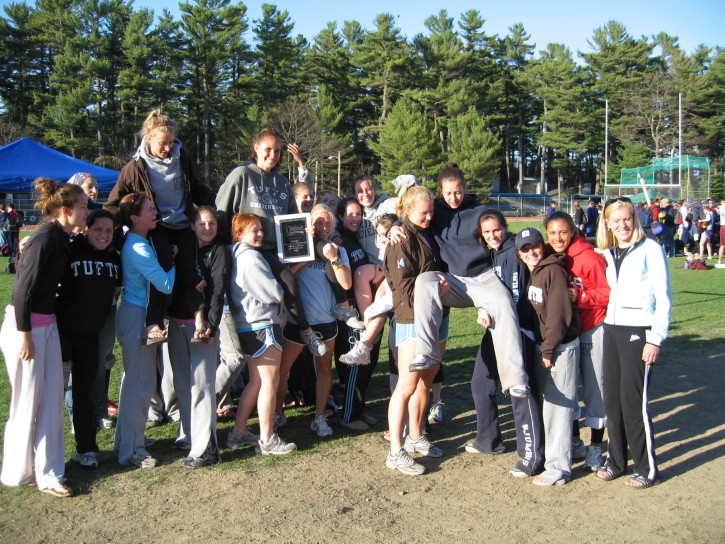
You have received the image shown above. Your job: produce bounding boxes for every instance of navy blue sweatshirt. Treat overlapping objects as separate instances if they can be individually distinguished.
[56,234,121,335]
[431,195,491,277]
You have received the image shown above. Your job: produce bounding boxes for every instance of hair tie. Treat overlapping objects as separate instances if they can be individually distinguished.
[151,123,174,132]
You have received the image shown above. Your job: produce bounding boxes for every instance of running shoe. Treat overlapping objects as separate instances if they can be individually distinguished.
[332,305,365,331]
[386,448,425,476]
[273,411,287,430]
[427,400,444,424]
[340,340,371,366]
[255,433,297,455]
[72,451,99,469]
[584,444,604,470]
[300,329,328,357]
[310,415,333,437]
[227,428,260,449]
[404,435,444,458]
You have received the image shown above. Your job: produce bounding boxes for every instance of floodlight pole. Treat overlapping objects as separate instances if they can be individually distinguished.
[604,99,609,189]
[679,93,683,198]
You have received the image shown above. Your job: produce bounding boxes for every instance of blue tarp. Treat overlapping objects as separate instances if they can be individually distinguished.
[0,137,118,193]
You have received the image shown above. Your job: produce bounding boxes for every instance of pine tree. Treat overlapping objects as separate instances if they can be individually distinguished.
[368,97,441,179]
[447,108,501,198]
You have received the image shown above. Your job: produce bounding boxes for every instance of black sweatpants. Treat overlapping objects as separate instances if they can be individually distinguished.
[602,324,657,480]
[471,329,544,475]
[334,321,381,423]
[147,225,203,330]
[60,328,100,454]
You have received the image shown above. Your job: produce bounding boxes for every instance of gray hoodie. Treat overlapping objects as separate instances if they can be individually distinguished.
[216,163,298,249]
[229,242,284,330]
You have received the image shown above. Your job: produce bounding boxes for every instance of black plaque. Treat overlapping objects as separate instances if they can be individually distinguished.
[274,213,314,263]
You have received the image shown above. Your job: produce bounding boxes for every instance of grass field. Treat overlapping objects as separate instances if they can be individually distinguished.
[0,233,722,542]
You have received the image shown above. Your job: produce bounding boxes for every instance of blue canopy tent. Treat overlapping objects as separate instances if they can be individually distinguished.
[0,137,118,193]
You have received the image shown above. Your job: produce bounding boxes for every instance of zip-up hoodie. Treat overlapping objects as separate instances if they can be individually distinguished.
[527,252,580,361]
[490,232,536,331]
[229,242,284,331]
[602,237,671,346]
[384,219,445,324]
[105,142,215,225]
[215,163,298,248]
[432,194,491,277]
[561,234,609,333]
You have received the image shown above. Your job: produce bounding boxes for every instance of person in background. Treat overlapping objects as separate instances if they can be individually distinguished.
[67,173,103,210]
[585,199,599,236]
[547,201,557,216]
[573,201,585,233]
[0,177,89,498]
[699,204,715,260]
[595,197,671,489]
[718,199,725,265]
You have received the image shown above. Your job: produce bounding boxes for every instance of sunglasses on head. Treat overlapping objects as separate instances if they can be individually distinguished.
[603,196,632,210]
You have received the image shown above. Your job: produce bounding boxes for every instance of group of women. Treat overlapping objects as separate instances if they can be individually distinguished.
[0,112,671,498]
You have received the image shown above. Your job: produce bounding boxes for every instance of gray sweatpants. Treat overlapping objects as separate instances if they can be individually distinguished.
[535,338,580,481]
[414,270,528,391]
[579,323,606,430]
[168,320,219,459]
[215,313,247,412]
[114,301,160,465]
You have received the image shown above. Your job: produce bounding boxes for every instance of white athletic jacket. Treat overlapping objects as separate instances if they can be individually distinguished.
[602,237,671,346]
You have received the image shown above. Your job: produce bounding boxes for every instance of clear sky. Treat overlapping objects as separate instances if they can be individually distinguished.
[1,0,723,57]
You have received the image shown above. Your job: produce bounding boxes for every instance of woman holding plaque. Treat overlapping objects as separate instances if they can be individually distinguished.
[276,204,354,438]
[216,128,327,357]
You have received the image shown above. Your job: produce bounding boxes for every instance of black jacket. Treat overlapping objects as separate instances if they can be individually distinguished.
[11,222,71,331]
[490,233,537,331]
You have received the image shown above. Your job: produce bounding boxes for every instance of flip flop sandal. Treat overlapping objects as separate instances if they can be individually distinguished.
[40,482,72,498]
[625,474,655,489]
[142,328,168,346]
[595,465,620,481]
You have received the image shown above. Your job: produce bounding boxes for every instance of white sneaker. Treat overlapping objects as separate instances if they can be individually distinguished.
[340,340,371,366]
[428,400,444,424]
[409,353,439,372]
[332,304,365,331]
[404,435,444,458]
[255,433,297,455]
[310,415,333,437]
[386,448,425,476]
[300,329,328,357]
[72,451,99,469]
[584,445,604,471]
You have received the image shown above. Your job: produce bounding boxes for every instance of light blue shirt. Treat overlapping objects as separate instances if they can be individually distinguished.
[120,232,176,308]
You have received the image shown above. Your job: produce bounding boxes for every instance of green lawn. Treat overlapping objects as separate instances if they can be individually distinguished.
[0,246,723,490]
